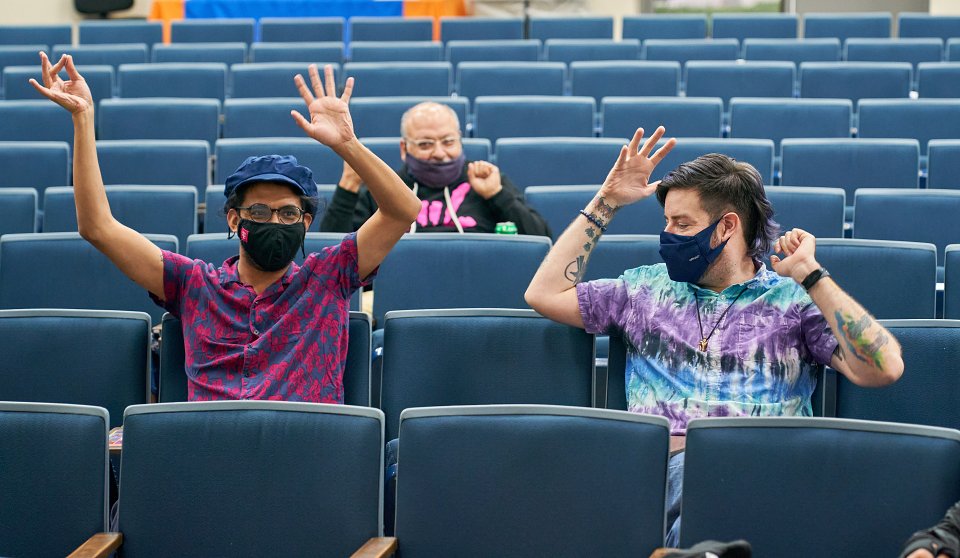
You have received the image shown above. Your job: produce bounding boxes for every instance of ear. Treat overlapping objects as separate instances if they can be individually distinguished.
[227,208,240,234]
[399,138,407,162]
[303,212,313,231]
[718,212,740,242]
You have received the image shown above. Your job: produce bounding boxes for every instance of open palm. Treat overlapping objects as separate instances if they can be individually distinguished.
[599,126,676,207]
[291,64,355,147]
[30,52,93,115]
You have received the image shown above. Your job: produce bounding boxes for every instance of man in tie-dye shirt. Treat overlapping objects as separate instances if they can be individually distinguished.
[526,126,904,546]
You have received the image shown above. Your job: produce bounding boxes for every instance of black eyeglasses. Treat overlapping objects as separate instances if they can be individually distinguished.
[235,203,305,225]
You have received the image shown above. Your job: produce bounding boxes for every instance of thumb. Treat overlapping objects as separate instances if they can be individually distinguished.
[467,162,477,179]
[770,254,781,268]
[290,110,311,133]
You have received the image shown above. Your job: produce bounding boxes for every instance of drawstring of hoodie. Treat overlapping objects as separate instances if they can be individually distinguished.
[408,182,465,234]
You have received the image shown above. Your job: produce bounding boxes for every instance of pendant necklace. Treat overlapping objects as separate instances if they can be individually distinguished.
[694,286,749,352]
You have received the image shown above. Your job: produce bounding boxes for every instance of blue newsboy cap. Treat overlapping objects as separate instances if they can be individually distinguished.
[223,155,319,199]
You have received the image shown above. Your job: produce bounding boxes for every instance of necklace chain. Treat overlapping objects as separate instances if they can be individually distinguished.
[694,286,749,352]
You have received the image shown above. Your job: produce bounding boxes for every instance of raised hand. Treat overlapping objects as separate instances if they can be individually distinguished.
[467,161,502,199]
[770,228,820,283]
[291,64,355,147]
[598,126,676,208]
[29,52,94,115]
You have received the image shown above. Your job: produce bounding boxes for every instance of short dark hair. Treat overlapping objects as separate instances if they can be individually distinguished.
[222,183,322,220]
[655,153,779,258]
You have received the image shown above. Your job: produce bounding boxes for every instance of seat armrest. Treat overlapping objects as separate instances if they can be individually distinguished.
[68,532,123,558]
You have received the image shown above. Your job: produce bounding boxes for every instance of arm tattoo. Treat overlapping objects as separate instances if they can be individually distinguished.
[834,310,889,368]
[832,344,845,362]
[594,196,619,221]
[564,255,586,283]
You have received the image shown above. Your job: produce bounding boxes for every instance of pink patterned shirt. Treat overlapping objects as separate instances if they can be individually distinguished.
[154,233,370,403]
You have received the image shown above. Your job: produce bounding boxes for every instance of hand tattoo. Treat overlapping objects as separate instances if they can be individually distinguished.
[835,310,889,368]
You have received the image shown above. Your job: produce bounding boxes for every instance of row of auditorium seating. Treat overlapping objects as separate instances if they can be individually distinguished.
[0,232,957,327]
[3,59,958,104]
[3,12,959,45]
[9,399,957,557]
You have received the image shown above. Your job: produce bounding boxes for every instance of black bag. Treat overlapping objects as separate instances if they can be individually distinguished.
[75,0,134,15]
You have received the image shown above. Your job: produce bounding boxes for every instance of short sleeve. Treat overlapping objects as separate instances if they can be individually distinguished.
[576,277,633,335]
[149,249,201,317]
[306,232,372,298]
[800,300,839,365]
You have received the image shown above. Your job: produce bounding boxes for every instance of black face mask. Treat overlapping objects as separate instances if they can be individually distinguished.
[236,219,306,272]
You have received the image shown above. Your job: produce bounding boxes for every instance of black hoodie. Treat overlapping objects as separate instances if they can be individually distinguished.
[319,162,552,237]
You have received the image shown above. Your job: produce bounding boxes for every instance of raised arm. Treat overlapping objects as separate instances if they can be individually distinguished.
[524,127,676,327]
[291,64,419,279]
[770,229,904,386]
[30,53,164,298]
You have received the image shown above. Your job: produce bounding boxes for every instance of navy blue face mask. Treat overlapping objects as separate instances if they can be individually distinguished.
[659,218,729,283]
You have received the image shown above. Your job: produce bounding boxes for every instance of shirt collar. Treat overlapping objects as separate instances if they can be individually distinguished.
[218,255,299,290]
[688,260,781,296]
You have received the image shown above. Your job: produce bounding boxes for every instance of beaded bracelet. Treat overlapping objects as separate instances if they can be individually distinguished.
[579,210,608,232]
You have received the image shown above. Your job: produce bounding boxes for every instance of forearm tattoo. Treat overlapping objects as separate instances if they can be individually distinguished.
[562,196,620,285]
[594,196,619,221]
[834,310,889,368]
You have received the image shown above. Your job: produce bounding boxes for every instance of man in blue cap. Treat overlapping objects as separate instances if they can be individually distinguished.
[32,55,421,403]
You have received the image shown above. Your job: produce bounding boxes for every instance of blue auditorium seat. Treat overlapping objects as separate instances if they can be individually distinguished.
[473,96,595,143]
[854,189,960,269]
[439,16,523,41]
[456,61,564,100]
[0,45,45,94]
[349,16,433,42]
[360,137,490,173]
[927,139,960,189]
[0,189,37,236]
[349,96,468,138]
[917,62,960,98]
[684,61,796,111]
[445,39,540,67]
[51,43,148,69]
[349,41,443,63]
[570,60,680,102]
[116,402,388,556]
[229,62,340,98]
[641,38,741,66]
[214,137,343,186]
[151,42,246,64]
[248,42,344,63]
[0,141,69,201]
[259,17,343,42]
[601,97,723,139]
[651,138,776,184]
[858,99,960,158]
[711,13,798,40]
[0,233,177,323]
[729,98,852,153]
[543,38,640,63]
[814,239,937,318]
[44,185,198,249]
[529,16,613,40]
[222,98,305,138]
[681,417,960,557]
[524,186,666,239]
[0,24,70,46]
[170,18,255,44]
[946,246,960,318]
[343,61,451,97]
[78,20,162,47]
[119,62,227,100]
[899,13,960,42]
[949,38,960,60]
[98,98,221,147]
[803,12,893,42]
[395,405,669,556]
[0,402,109,557]
[495,137,626,191]
[764,186,846,239]
[833,320,960,429]
[742,38,842,63]
[844,38,943,70]
[372,235,551,326]
[622,14,707,40]
[97,139,209,195]
[586,234,664,281]
[0,100,73,145]
[380,311,595,439]
[800,62,912,103]
[2,65,113,104]
[202,184,335,233]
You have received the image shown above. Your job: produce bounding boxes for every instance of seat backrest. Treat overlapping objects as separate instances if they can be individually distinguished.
[78,20,163,46]
[685,61,797,110]
[853,189,960,262]
[602,96,723,139]
[0,140,69,199]
[445,39,540,67]
[119,401,384,556]
[650,137,775,184]
[395,405,669,557]
[380,311,595,439]
[742,38,841,63]
[3,64,114,107]
[799,61,912,103]
[682,417,960,557]
[259,17,343,43]
[151,42,246,65]
[343,61,452,97]
[494,137,625,190]
[348,16,433,42]
[845,38,943,68]
[528,16,614,40]
[0,100,73,145]
[248,42,344,64]
[170,18,255,44]
[641,38,741,66]
[570,60,680,101]
[764,186,846,239]
[0,310,150,427]
[917,62,960,99]
[927,139,960,189]
[712,13,798,41]
[43,185,198,250]
[214,136,343,185]
[372,234,551,326]
[543,38,640,63]
[456,61,565,100]
[97,139,210,194]
[813,239,937,318]
[780,138,919,199]
[803,12,892,41]
[0,188,37,236]
[349,41,443,63]
[584,234,663,281]
[950,38,960,61]
[51,43,148,69]
[0,233,178,323]
[0,24,71,46]
[859,95,960,153]
[473,96,595,144]
[835,320,960,428]
[898,13,960,42]
[729,98,852,153]
[349,96,469,138]
[0,45,47,89]
[440,16,523,42]
[119,62,228,100]
[0,402,108,558]
[524,186,666,238]
[98,98,221,147]
[222,97,306,138]
[622,14,707,40]
[946,245,960,319]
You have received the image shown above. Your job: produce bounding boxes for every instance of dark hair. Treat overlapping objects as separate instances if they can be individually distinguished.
[222,183,322,219]
[655,153,779,258]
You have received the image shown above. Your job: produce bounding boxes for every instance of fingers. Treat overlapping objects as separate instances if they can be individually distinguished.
[49,54,67,78]
[323,63,335,97]
[614,144,628,167]
[639,126,665,159]
[341,76,354,104]
[308,63,324,99]
[63,54,81,81]
[294,73,314,106]
[627,128,644,158]
[290,109,311,133]
[650,137,677,165]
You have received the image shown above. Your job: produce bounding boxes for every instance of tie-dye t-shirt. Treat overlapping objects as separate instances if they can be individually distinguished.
[577,262,838,434]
